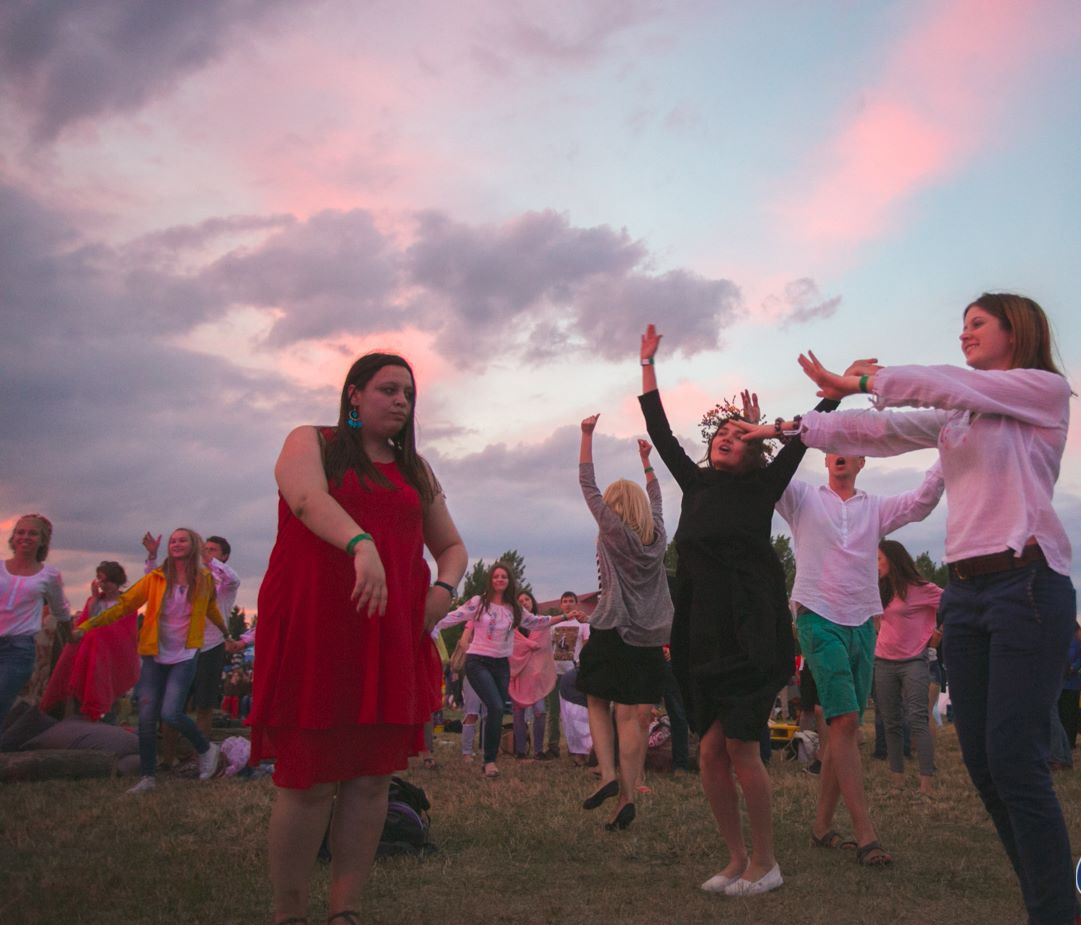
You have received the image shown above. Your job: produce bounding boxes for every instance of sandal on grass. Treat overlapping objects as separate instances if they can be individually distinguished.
[856,841,894,867]
[811,829,857,850]
[327,912,359,925]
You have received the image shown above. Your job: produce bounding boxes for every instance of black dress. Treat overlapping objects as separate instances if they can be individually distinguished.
[639,390,829,741]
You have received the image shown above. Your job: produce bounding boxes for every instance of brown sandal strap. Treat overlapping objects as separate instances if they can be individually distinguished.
[327,912,360,925]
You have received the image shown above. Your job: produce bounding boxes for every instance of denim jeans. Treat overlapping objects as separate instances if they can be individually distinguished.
[661,660,690,770]
[464,654,510,764]
[512,699,546,755]
[941,563,1077,925]
[137,656,210,777]
[0,635,36,727]
[874,656,933,775]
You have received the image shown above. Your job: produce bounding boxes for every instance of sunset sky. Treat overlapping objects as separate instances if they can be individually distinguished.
[3,0,1080,613]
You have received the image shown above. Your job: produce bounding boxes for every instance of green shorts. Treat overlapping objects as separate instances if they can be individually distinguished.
[796,611,875,723]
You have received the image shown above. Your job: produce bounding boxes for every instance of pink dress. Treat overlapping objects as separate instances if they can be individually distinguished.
[41,596,139,720]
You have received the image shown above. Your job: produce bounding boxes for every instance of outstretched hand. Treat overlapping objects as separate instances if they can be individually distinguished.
[638,438,652,460]
[640,324,662,362]
[843,357,881,378]
[581,414,600,434]
[142,531,161,558]
[740,389,761,424]
[799,351,858,400]
[727,418,779,443]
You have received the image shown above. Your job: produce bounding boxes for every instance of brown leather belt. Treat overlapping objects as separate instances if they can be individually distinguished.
[947,544,1045,582]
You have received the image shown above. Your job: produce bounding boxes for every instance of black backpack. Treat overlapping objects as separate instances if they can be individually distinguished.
[318,775,435,861]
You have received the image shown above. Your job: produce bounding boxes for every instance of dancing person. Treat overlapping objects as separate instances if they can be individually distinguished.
[576,415,673,831]
[1,514,72,727]
[436,563,574,779]
[876,540,943,794]
[774,293,1076,924]
[75,528,230,792]
[246,353,468,925]
[146,531,240,766]
[509,590,555,760]
[41,561,139,721]
[545,590,588,757]
[638,324,827,897]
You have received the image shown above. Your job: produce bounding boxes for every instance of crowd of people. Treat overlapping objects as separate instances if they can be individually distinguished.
[1,293,1076,925]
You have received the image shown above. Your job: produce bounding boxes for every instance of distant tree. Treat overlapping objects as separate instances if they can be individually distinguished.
[914,551,949,589]
[460,559,489,603]
[772,534,796,594]
[228,606,246,639]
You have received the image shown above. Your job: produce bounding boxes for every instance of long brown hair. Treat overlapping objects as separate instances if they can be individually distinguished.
[323,353,438,506]
[480,562,524,628]
[965,293,1064,375]
[878,539,929,608]
[162,527,207,603]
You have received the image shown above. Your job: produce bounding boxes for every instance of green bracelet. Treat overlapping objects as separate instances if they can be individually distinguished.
[346,532,373,555]
[644,466,654,474]
[858,374,870,394]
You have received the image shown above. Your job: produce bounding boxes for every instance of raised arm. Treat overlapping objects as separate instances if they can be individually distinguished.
[579,414,626,533]
[275,425,386,617]
[638,325,699,488]
[878,459,945,536]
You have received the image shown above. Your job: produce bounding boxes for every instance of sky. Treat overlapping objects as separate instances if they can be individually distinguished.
[2,0,1080,614]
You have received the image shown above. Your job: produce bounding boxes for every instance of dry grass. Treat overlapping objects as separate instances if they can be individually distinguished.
[2,720,1079,925]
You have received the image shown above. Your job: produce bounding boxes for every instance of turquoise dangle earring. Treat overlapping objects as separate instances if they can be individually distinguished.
[347,407,363,429]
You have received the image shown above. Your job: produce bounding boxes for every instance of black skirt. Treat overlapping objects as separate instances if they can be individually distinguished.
[576,627,665,705]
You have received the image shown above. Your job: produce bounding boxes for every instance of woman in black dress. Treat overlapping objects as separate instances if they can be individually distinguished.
[638,324,830,897]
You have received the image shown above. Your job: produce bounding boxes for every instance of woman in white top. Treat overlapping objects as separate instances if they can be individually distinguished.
[436,564,570,778]
[0,513,72,726]
[748,293,1074,925]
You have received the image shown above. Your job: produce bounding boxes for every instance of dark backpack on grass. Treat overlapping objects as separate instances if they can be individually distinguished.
[318,775,435,861]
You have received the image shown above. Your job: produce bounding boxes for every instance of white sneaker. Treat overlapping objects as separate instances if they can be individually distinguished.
[197,742,221,780]
[723,863,784,897]
[700,868,745,893]
[127,776,156,795]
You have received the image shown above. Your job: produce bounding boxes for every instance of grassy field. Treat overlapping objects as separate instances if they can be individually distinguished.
[2,719,1079,925]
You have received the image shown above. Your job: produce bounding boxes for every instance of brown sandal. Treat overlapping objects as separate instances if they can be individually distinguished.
[856,841,894,866]
[811,829,857,850]
[327,913,359,925]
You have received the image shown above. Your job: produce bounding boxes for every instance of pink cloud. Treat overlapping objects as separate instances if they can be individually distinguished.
[777,0,1081,251]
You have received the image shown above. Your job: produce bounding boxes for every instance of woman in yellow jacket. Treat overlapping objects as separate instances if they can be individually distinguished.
[77,527,233,793]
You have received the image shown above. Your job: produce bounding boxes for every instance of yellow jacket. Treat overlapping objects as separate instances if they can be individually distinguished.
[81,568,227,657]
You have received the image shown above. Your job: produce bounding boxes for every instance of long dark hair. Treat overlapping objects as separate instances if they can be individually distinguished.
[480,562,524,628]
[878,539,929,607]
[323,353,437,506]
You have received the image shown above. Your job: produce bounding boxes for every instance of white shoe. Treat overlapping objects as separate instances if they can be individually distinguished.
[127,776,156,794]
[723,863,784,897]
[197,742,221,780]
[701,867,746,893]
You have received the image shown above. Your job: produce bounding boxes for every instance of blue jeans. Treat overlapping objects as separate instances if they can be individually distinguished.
[0,635,36,728]
[512,699,545,755]
[941,563,1077,925]
[137,656,210,777]
[464,655,510,764]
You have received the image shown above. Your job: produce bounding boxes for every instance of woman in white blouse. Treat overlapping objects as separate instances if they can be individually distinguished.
[741,293,1074,925]
[1,513,72,726]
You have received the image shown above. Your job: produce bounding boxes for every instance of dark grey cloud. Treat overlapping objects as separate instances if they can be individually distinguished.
[762,277,842,329]
[0,0,292,141]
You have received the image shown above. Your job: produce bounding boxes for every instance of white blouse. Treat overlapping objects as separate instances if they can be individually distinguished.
[801,364,1072,576]
[1,562,72,637]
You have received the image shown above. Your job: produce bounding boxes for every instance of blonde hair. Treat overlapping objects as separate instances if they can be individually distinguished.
[602,480,655,545]
[9,514,53,562]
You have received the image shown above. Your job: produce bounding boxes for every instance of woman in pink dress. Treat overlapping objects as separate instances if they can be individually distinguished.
[42,561,139,721]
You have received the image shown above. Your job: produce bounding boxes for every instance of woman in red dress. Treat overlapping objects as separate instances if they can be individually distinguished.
[42,561,139,721]
[248,353,468,925]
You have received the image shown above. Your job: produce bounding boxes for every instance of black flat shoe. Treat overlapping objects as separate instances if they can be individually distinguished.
[605,803,636,831]
[582,779,619,810]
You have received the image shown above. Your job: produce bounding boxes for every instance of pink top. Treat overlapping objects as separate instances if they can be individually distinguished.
[434,596,556,658]
[875,582,943,661]
[509,626,556,706]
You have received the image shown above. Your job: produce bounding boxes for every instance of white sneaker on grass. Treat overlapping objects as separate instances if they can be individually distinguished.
[197,742,221,780]
[127,776,156,794]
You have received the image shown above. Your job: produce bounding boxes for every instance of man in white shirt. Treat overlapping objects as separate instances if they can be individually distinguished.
[776,453,943,866]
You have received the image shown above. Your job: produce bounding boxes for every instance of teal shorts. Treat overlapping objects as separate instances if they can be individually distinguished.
[796,611,875,723]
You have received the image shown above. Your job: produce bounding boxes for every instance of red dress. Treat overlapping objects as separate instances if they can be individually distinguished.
[248,454,441,788]
[40,597,139,721]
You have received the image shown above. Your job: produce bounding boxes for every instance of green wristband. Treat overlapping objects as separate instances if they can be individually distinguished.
[858,374,869,394]
[644,466,654,474]
[346,532,373,555]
